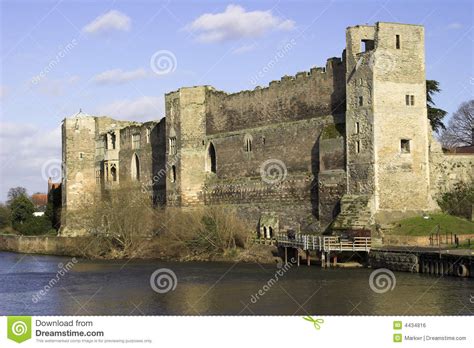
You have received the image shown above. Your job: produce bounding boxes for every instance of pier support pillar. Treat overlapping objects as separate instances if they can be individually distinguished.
[321,252,325,268]
[306,250,310,266]
[333,255,337,267]
[326,252,331,268]
[284,247,288,265]
[297,250,300,267]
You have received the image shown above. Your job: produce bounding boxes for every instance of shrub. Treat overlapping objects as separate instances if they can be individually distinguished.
[437,181,474,220]
[14,216,55,236]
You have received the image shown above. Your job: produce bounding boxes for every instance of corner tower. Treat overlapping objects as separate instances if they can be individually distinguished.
[344,22,434,225]
[165,86,210,206]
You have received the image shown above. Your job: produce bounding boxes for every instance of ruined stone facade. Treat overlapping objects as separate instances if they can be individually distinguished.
[60,22,473,237]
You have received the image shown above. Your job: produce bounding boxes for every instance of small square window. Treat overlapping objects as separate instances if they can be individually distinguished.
[406,94,415,106]
[401,139,411,153]
[79,152,84,159]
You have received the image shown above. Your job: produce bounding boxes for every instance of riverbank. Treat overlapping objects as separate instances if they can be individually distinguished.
[0,234,280,264]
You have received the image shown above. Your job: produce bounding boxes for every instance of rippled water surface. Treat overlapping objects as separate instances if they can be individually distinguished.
[0,251,472,315]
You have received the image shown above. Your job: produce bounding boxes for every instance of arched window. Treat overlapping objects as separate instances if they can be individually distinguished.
[131,153,140,181]
[171,165,176,183]
[110,164,117,182]
[207,142,216,173]
[268,226,273,238]
[262,226,267,239]
[244,134,252,152]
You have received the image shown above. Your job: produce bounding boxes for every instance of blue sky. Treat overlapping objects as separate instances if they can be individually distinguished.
[0,0,473,201]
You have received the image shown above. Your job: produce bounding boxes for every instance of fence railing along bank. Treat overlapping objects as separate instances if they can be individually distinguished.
[253,233,371,252]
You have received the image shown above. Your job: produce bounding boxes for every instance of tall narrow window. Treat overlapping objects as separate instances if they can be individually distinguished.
[208,142,217,173]
[171,165,176,183]
[111,133,116,149]
[110,165,117,182]
[244,135,253,152]
[406,94,415,106]
[396,34,400,49]
[410,95,415,106]
[169,137,177,155]
[358,96,363,106]
[355,122,360,134]
[132,133,141,150]
[356,140,361,154]
[131,153,140,181]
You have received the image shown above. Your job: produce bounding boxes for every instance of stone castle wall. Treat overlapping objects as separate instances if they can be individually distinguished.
[60,22,474,237]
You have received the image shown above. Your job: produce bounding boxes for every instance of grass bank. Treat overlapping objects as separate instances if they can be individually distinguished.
[388,213,474,236]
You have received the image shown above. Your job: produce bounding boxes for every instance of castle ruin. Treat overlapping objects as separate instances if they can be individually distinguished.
[60,22,474,237]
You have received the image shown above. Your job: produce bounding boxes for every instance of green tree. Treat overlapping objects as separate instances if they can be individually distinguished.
[10,194,34,225]
[0,204,11,229]
[426,80,447,133]
[437,181,474,220]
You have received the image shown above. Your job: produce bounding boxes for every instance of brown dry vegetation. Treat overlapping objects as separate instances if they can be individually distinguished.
[72,184,255,260]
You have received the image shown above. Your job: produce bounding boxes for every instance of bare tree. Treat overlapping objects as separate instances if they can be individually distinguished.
[440,100,474,148]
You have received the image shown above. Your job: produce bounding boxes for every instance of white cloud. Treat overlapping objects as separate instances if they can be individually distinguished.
[446,22,462,30]
[93,68,149,85]
[30,75,80,97]
[187,4,295,43]
[82,10,131,34]
[0,123,61,201]
[96,96,163,121]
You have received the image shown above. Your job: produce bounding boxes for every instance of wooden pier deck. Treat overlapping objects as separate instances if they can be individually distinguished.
[275,233,371,252]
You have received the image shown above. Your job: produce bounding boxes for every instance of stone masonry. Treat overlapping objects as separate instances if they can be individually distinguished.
[60,22,473,237]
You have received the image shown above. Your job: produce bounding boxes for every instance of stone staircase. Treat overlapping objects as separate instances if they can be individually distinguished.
[332,194,374,231]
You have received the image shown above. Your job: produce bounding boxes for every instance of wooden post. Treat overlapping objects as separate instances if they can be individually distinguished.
[321,252,325,268]
[326,252,330,268]
[333,255,337,267]
[306,250,310,266]
[297,250,300,267]
[284,247,288,265]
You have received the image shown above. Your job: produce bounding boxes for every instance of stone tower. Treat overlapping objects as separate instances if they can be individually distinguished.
[61,113,98,233]
[344,22,435,225]
[165,86,210,206]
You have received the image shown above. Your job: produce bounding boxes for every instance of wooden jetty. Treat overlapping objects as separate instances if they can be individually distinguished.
[274,233,371,268]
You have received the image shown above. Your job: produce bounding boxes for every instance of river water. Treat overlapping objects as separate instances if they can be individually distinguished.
[0,251,472,315]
